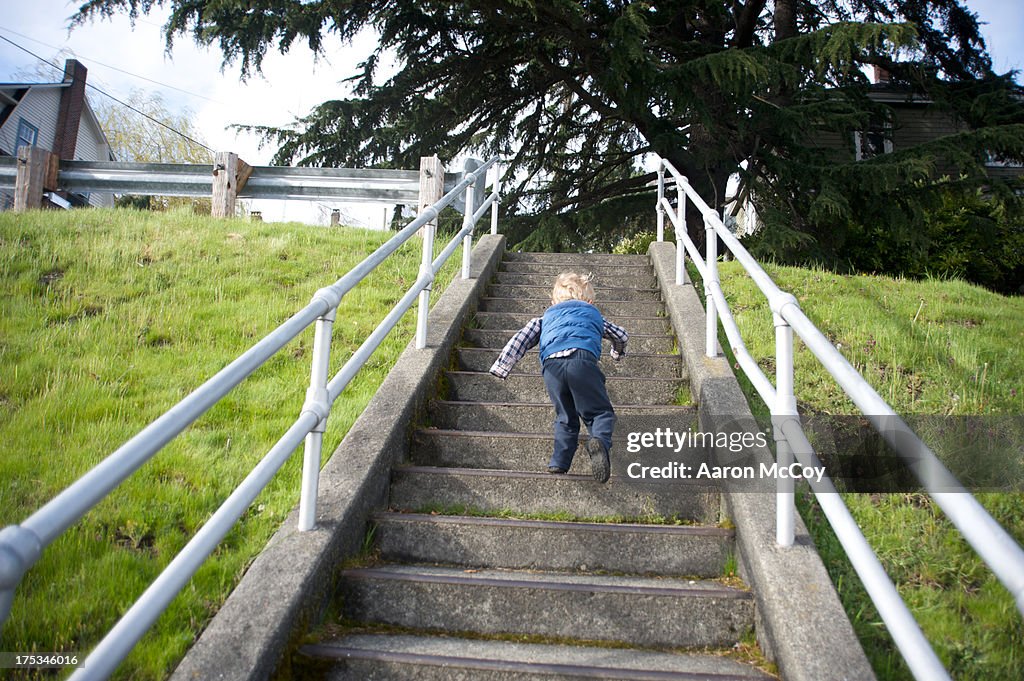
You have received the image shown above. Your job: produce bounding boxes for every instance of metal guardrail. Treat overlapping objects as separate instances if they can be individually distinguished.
[0,155,470,204]
[0,156,502,680]
[60,160,432,203]
[655,156,1024,681]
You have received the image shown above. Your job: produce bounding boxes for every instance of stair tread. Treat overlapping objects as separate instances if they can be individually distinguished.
[449,370,683,382]
[481,295,657,303]
[487,283,662,291]
[458,347,678,357]
[373,512,733,577]
[415,428,619,439]
[412,427,704,445]
[500,262,655,270]
[375,511,733,537]
[434,399,693,409]
[474,311,668,321]
[341,564,749,598]
[395,464,703,481]
[466,330,675,337]
[302,634,771,679]
[504,252,649,260]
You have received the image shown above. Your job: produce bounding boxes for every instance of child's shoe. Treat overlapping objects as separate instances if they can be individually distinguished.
[547,466,567,474]
[585,439,610,483]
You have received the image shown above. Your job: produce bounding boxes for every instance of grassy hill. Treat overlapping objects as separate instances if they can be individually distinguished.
[0,208,458,679]
[712,261,1024,681]
[2,210,1021,680]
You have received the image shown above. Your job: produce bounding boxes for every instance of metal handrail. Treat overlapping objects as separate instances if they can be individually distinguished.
[654,156,1024,681]
[0,156,501,680]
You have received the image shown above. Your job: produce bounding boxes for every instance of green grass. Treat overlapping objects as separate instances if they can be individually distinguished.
[0,207,460,679]
[706,261,1024,681]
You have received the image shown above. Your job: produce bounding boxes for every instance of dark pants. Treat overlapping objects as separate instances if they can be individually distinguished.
[541,350,616,471]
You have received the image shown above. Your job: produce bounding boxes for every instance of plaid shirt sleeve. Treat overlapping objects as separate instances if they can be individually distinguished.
[489,317,542,379]
[604,320,629,360]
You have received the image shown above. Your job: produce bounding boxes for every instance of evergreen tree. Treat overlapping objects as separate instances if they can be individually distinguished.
[75,1,1023,271]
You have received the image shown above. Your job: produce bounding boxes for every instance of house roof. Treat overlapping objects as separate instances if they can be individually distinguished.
[0,81,70,89]
[0,65,115,161]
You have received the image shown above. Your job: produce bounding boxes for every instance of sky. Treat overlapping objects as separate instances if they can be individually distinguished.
[0,1,391,225]
[1,0,1022,226]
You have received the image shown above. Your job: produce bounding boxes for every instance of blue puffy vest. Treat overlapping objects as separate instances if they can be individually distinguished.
[539,300,604,361]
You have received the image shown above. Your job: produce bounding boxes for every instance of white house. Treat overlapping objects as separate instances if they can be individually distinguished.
[0,59,115,210]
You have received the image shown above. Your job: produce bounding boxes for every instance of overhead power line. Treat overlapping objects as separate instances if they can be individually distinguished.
[0,33,213,153]
[0,25,225,105]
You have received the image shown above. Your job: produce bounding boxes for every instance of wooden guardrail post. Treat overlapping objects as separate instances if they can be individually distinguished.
[14,146,56,211]
[211,151,238,218]
[211,152,251,218]
[418,155,445,236]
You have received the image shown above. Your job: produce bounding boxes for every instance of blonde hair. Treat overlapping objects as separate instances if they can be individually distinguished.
[551,271,595,304]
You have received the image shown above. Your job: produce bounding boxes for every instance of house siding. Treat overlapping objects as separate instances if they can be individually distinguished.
[891,105,963,149]
[76,98,114,207]
[0,86,63,156]
[810,130,850,162]
[0,86,115,209]
[810,102,1018,181]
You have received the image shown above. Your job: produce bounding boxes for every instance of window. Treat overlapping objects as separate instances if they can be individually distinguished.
[854,120,893,160]
[15,118,38,154]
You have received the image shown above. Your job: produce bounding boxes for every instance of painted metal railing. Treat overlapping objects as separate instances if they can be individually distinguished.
[655,156,1024,681]
[0,156,501,680]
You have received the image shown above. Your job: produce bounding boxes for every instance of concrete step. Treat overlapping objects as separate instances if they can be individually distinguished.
[454,348,679,374]
[455,347,681,377]
[479,297,663,318]
[338,565,753,648]
[446,371,685,405]
[504,252,650,266]
[428,401,697,432]
[373,513,733,578]
[410,429,707,473]
[500,261,655,278]
[301,633,772,680]
[487,284,662,303]
[471,312,671,335]
[495,269,659,288]
[389,466,720,523]
[464,330,675,354]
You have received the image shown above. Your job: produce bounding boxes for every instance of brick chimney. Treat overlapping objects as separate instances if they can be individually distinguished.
[873,65,892,85]
[53,59,87,161]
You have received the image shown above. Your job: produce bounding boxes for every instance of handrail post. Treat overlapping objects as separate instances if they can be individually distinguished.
[773,312,798,547]
[490,164,500,235]
[298,302,337,531]
[675,179,688,285]
[656,167,665,242]
[415,214,435,349]
[704,214,719,357]
[461,181,476,279]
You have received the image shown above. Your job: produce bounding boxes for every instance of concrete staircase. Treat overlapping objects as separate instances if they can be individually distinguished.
[298,253,774,680]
